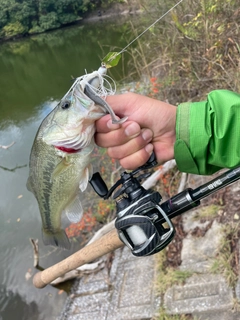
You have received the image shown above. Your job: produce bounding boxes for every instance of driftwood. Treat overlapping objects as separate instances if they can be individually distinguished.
[50,259,105,285]
[142,159,176,190]
[87,220,115,245]
[0,141,15,149]
[30,238,39,267]
[178,172,188,193]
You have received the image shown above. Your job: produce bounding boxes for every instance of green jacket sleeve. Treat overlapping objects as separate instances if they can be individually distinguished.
[174,90,240,175]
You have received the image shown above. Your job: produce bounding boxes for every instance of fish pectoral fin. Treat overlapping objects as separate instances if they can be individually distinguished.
[52,157,71,180]
[42,228,71,250]
[64,196,83,223]
[79,164,93,192]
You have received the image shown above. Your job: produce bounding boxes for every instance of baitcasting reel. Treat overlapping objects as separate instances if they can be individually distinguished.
[90,152,240,257]
[89,153,175,257]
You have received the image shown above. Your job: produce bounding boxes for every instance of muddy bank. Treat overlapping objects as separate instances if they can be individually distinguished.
[0,1,142,44]
[83,1,142,23]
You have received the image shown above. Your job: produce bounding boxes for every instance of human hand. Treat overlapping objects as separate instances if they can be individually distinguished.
[95,92,176,170]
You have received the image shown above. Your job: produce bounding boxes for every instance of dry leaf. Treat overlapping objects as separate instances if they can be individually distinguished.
[234,213,239,220]
[25,270,32,281]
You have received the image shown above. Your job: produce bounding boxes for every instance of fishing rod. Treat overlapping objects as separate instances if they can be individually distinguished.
[90,153,240,256]
[33,153,240,288]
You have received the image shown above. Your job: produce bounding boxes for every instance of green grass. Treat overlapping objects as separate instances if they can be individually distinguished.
[124,0,240,103]
[192,204,221,220]
[155,250,193,295]
[210,222,239,289]
[156,308,196,320]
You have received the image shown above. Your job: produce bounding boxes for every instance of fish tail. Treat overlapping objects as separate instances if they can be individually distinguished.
[42,228,71,250]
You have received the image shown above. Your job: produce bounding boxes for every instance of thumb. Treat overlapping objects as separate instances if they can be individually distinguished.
[106,93,139,117]
[95,114,120,133]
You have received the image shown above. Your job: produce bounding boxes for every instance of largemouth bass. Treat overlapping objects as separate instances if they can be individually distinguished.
[27,65,126,250]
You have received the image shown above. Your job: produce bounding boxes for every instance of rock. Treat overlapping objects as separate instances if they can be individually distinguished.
[164,274,233,315]
[180,220,222,273]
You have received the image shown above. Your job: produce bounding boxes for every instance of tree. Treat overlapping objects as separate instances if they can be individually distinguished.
[0,0,101,40]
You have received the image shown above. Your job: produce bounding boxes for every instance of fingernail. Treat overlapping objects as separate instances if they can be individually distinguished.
[107,119,120,130]
[141,129,153,141]
[145,143,154,154]
[124,123,140,137]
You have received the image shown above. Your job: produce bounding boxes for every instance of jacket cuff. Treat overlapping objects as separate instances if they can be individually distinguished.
[174,102,199,174]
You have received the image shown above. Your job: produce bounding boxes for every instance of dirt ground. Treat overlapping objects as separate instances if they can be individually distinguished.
[83,0,142,22]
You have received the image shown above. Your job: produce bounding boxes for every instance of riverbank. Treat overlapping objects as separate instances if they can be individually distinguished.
[0,0,142,44]
[83,0,142,22]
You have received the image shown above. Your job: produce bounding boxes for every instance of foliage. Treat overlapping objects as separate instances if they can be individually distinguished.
[0,0,124,40]
[156,309,196,320]
[3,21,27,37]
[38,12,61,31]
[65,208,97,239]
[124,0,240,104]
[172,0,240,94]
[192,204,221,220]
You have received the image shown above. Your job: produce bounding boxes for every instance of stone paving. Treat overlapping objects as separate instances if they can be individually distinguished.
[59,246,159,320]
[59,180,240,320]
[164,210,239,320]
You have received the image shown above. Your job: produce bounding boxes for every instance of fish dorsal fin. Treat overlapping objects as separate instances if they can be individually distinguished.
[79,164,93,192]
[64,196,83,223]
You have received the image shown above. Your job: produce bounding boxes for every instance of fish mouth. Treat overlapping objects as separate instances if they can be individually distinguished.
[54,146,82,153]
[52,135,86,153]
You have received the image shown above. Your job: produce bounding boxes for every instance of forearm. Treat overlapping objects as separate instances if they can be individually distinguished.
[174,90,240,175]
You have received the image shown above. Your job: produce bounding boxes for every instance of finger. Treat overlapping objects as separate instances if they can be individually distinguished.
[107,129,153,159]
[95,122,142,148]
[118,144,154,170]
[95,114,120,133]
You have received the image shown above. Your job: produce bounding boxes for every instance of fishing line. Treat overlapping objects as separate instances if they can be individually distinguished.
[111,0,184,61]
[118,0,184,56]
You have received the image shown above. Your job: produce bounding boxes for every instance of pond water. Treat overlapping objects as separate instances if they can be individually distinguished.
[0,17,143,320]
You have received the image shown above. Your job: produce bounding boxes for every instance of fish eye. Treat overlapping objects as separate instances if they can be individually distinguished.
[61,100,71,109]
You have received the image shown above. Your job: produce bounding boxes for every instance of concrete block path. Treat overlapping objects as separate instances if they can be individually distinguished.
[59,246,159,320]
[164,210,240,320]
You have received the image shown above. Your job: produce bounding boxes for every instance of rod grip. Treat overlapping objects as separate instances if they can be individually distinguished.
[33,229,123,289]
